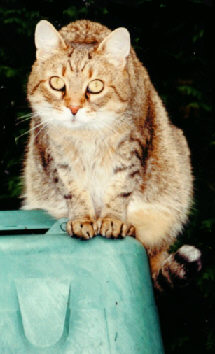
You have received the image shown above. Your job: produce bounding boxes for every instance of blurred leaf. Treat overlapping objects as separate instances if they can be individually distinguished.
[63,6,78,19]
[201,219,215,232]
[177,85,202,100]
[8,176,22,198]
[0,65,19,78]
[206,330,215,352]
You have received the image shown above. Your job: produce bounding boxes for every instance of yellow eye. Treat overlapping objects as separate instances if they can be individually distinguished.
[49,76,65,91]
[87,79,104,94]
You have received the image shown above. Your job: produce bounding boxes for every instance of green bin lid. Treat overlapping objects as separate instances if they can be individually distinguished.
[0,210,164,353]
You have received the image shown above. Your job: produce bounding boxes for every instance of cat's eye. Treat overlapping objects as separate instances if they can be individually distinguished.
[49,76,65,91]
[86,79,104,94]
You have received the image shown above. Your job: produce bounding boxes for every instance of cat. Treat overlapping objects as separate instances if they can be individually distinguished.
[22,19,201,291]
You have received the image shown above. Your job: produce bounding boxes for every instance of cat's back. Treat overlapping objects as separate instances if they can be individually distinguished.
[59,20,111,46]
[171,125,190,160]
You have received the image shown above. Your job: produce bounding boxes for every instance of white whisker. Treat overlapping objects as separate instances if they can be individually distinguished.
[16,121,45,141]
[33,122,48,140]
[16,113,34,125]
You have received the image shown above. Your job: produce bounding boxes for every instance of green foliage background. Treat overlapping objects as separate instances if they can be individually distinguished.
[0,0,214,353]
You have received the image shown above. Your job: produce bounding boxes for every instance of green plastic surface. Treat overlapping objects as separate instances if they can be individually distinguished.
[0,210,164,354]
[0,210,56,231]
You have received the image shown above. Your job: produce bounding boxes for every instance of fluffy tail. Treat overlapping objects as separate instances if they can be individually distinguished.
[153,245,202,291]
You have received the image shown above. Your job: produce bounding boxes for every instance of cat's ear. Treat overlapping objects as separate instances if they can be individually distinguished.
[35,20,66,60]
[98,28,130,68]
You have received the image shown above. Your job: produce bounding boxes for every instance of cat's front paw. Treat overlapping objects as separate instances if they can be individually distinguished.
[97,217,135,239]
[67,218,97,240]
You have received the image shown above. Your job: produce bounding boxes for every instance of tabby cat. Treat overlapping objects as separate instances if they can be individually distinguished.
[22,19,201,290]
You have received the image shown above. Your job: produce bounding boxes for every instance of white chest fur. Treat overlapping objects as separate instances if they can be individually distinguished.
[75,139,113,216]
[51,131,114,216]
[49,126,120,216]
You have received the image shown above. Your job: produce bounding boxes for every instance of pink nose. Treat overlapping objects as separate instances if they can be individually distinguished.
[70,106,80,115]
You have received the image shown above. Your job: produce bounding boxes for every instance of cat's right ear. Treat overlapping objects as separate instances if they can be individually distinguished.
[35,20,66,60]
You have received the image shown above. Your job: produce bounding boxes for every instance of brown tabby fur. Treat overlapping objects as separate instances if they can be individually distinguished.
[22,20,200,290]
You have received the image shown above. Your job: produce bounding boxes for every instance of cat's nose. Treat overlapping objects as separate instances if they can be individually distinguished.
[70,106,80,115]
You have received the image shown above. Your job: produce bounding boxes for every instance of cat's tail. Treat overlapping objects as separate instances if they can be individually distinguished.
[153,245,202,291]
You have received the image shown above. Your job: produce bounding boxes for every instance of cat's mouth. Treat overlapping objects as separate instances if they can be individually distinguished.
[71,115,77,122]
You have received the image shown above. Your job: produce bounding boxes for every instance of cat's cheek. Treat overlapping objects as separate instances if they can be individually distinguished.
[75,109,96,125]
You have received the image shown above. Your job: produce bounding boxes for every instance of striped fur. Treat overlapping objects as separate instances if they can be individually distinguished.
[22,20,201,290]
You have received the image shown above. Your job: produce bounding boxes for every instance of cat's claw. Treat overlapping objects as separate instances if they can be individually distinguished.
[97,217,135,239]
[66,218,97,240]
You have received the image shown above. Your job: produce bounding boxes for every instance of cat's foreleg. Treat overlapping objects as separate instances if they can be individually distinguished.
[56,169,97,240]
[96,216,135,239]
[97,193,136,239]
[66,189,97,239]
[66,197,98,240]
[96,133,143,238]
[97,171,137,239]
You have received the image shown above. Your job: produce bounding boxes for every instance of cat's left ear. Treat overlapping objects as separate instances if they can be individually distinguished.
[35,20,67,60]
[98,28,130,68]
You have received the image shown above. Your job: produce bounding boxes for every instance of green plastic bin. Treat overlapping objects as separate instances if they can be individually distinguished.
[0,210,164,354]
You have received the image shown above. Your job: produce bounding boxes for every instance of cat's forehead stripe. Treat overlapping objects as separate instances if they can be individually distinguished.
[68,48,90,73]
[68,60,74,73]
[62,65,66,76]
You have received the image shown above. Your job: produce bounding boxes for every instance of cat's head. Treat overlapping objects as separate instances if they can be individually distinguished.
[28,20,132,131]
